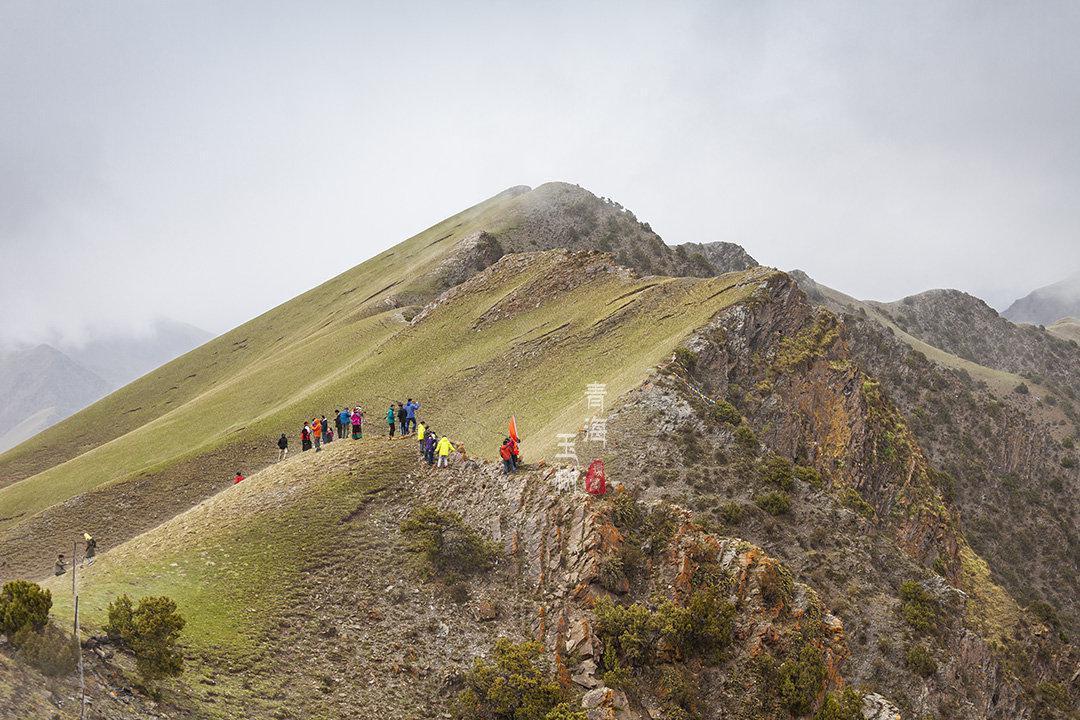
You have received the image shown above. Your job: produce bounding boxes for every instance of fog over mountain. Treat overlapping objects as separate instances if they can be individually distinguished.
[2,1,1080,345]
[0,319,212,452]
[1002,273,1080,326]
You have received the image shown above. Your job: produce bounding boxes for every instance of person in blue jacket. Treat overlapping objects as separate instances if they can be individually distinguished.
[404,398,420,434]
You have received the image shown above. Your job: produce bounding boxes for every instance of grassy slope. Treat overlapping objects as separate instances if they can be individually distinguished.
[1048,317,1080,343]
[43,438,407,718]
[0,183,773,582]
[0,186,525,490]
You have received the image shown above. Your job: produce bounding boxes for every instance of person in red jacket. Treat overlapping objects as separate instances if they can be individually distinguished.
[233,471,245,484]
[499,438,515,474]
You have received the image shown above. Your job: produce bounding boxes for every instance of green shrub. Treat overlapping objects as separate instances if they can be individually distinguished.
[718,501,743,524]
[760,455,795,491]
[0,580,52,642]
[794,465,823,489]
[453,638,574,720]
[708,400,741,426]
[400,506,499,578]
[837,487,874,519]
[754,491,791,516]
[658,665,699,718]
[904,644,937,677]
[105,595,186,685]
[734,425,759,454]
[597,554,628,593]
[758,562,794,609]
[682,586,735,660]
[815,688,863,720]
[898,581,939,634]
[1014,383,1030,395]
[595,589,734,669]
[674,347,698,373]
[1035,681,1069,711]
[778,644,827,716]
[1061,455,1077,469]
[14,623,77,676]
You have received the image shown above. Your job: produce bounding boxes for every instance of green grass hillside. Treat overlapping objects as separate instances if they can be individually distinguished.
[0,182,775,581]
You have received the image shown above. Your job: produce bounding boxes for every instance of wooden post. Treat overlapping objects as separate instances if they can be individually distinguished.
[72,540,86,719]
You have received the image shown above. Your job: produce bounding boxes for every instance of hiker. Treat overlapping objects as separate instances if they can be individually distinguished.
[417,419,427,452]
[500,437,516,474]
[312,417,322,451]
[423,430,437,465]
[321,415,331,444]
[351,407,363,439]
[278,433,289,461]
[54,554,66,576]
[508,434,521,469]
[83,533,97,566]
[387,404,396,437]
[234,470,245,484]
[405,398,420,434]
[436,435,455,468]
[333,409,343,440]
[301,423,312,451]
[339,408,352,439]
[397,403,408,436]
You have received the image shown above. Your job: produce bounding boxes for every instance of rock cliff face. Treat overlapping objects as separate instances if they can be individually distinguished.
[398,183,758,308]
[873,289,1080,402]
[589,274,1074,719]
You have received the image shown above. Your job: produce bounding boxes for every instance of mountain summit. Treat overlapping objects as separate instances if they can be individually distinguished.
[1,184,1075,720]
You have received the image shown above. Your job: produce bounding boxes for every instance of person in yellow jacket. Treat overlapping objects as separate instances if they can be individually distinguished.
[416,420,427,454]
[436,435,455,468]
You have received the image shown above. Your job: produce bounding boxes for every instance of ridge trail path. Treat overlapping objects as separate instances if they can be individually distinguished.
[43,435,533,719]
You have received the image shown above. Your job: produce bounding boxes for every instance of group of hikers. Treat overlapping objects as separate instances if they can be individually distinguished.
[268,397,493,470]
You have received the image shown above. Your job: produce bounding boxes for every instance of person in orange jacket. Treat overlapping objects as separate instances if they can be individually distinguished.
[312,417,322,452]
[499,438,516,474]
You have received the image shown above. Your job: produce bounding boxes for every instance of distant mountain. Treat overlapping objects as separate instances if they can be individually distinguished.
[871,288,1080,391]
[58,319,213,387]
[0,345,110,452]
[1002,272,1080,325]
[0,320,213,453]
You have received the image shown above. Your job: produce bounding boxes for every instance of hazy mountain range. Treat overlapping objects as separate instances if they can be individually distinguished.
[1002,272,1080,326]
[0,319,212,452]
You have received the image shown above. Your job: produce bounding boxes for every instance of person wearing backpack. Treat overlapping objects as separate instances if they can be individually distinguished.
[277,433,289,461]
[499,438,515,474]
[301,423,312,451]
[83,532,97,566]
[397,403,408,436]
[387,404,397,437]
[423,430,437,465]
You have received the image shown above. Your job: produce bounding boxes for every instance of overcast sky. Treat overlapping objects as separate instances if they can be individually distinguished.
[2,1,1079,344]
